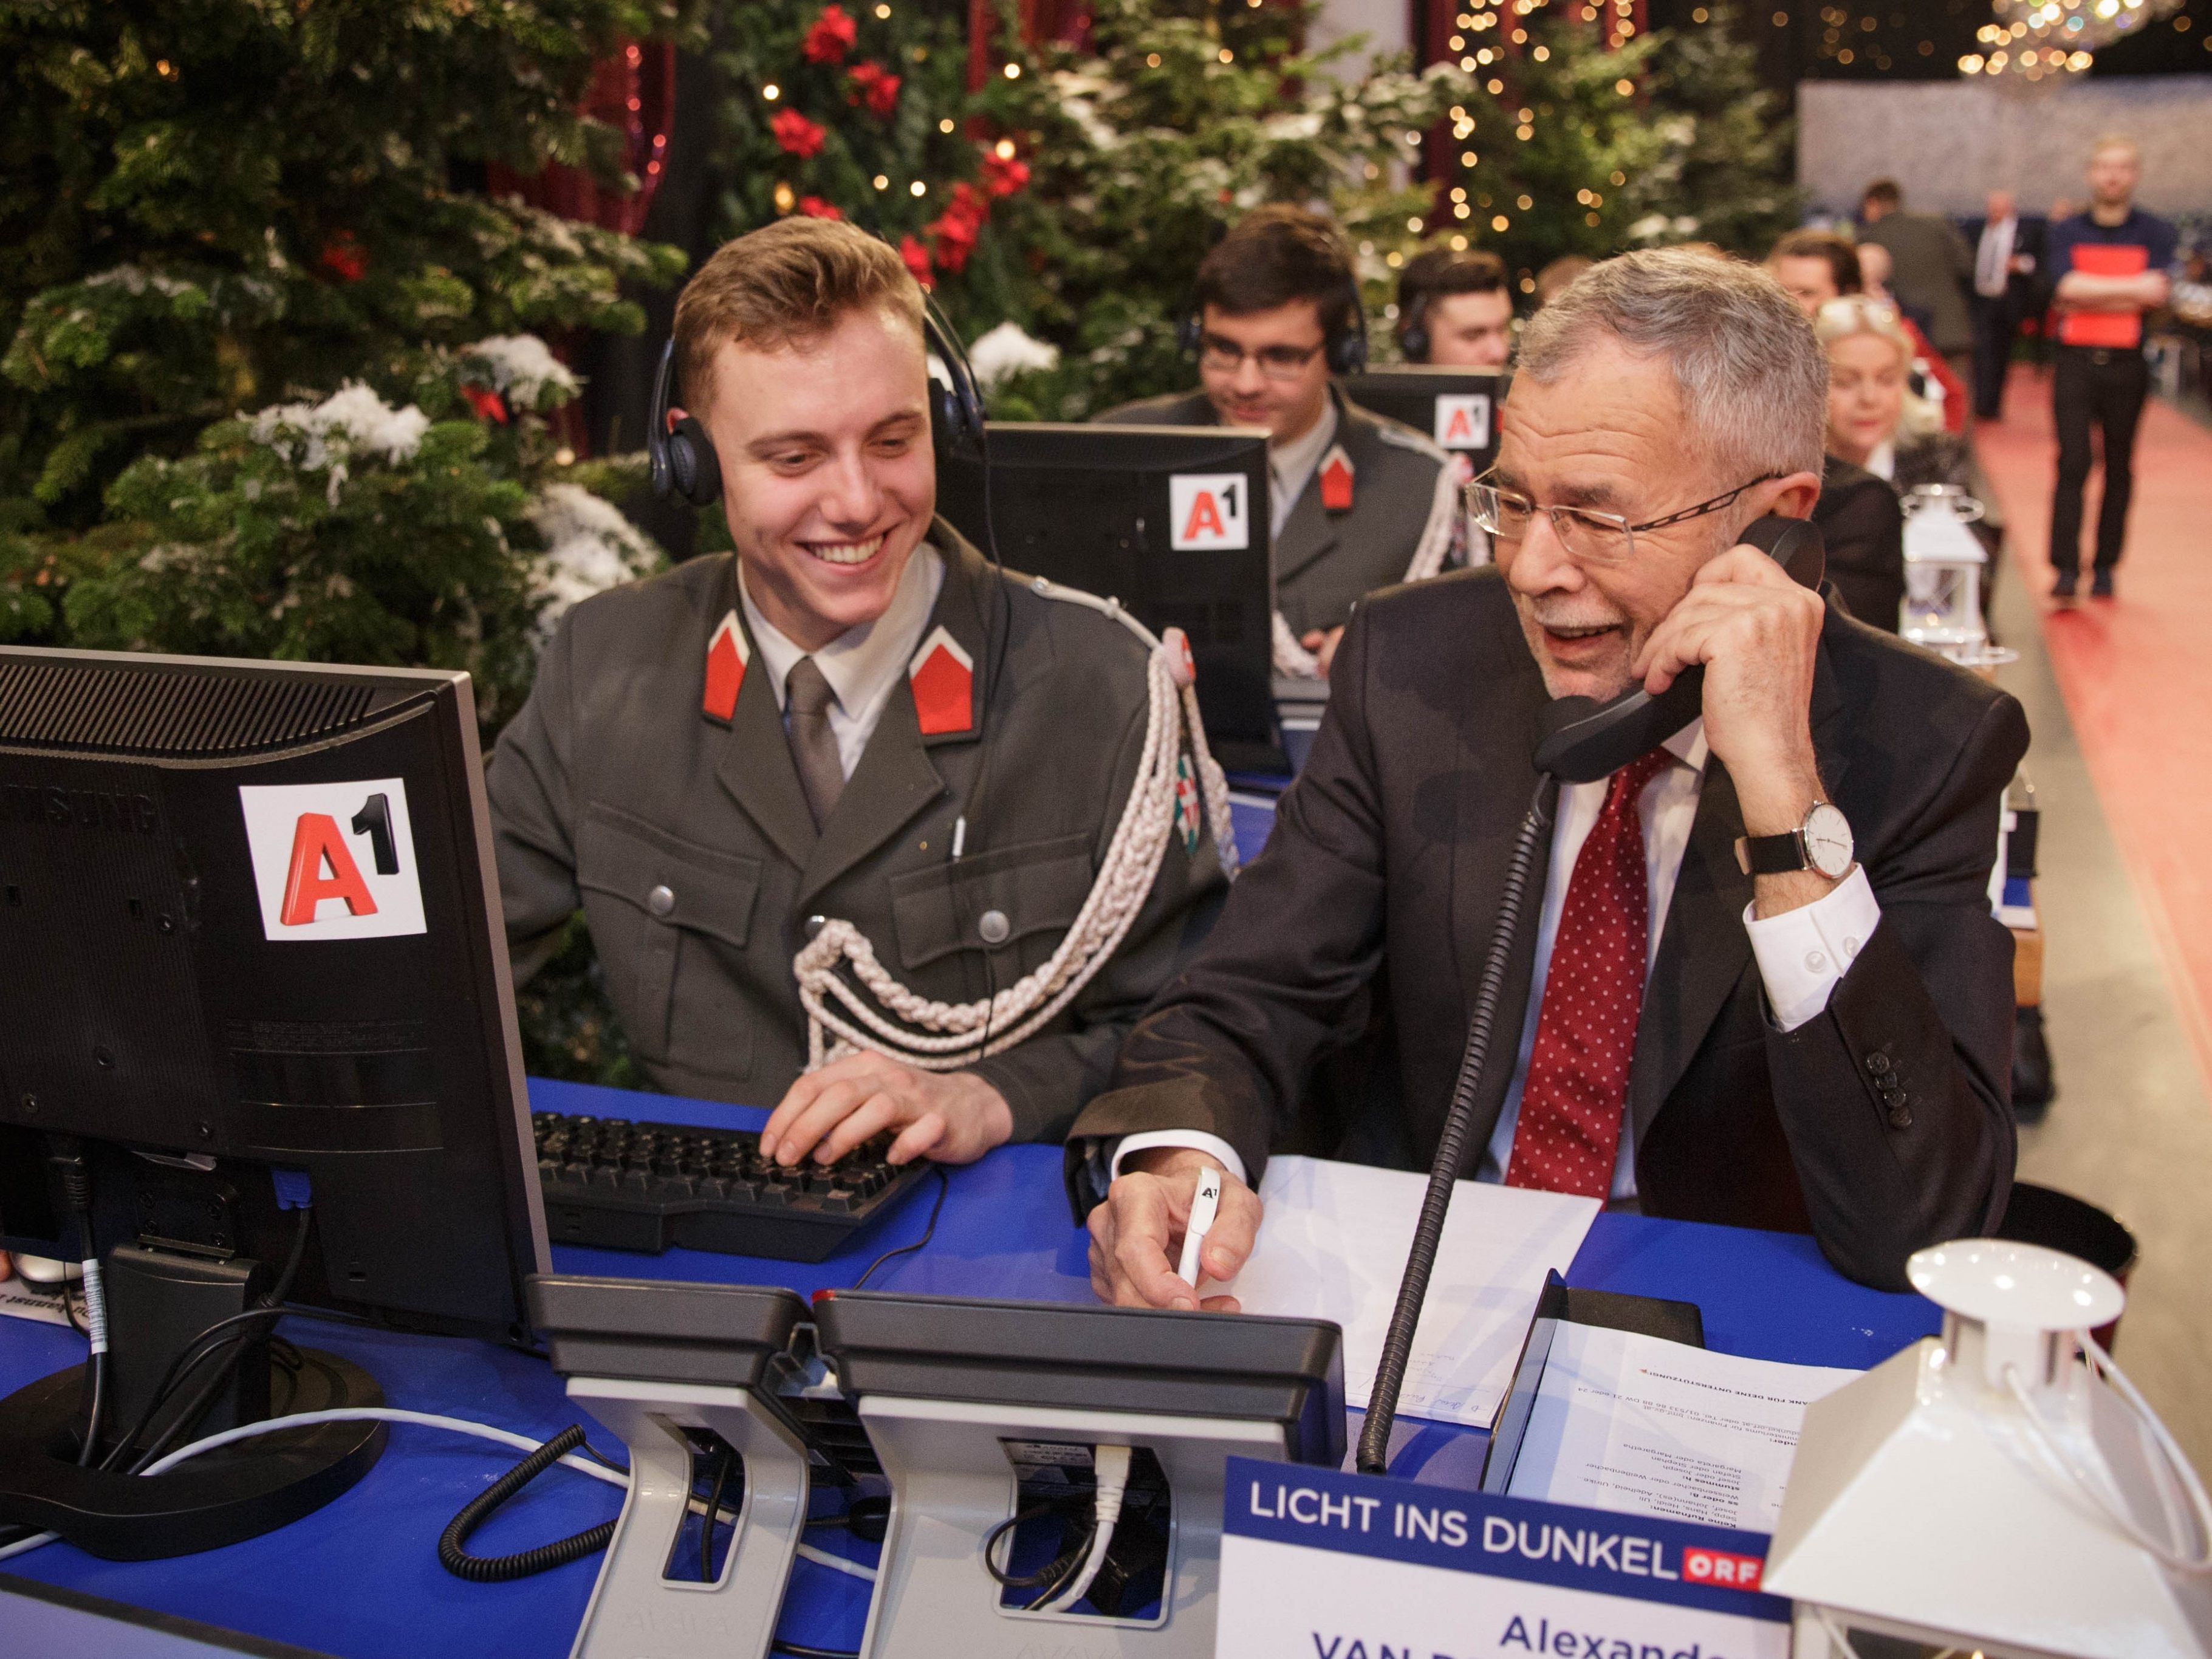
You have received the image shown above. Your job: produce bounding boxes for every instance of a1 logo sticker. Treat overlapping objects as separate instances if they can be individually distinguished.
[1433,392,1492,452]
[239,779,426,941]
[1169,473,1252,552]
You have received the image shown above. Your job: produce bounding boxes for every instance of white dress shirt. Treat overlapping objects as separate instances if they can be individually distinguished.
[1115,720,1884,1197]
[738,543,946,780]
[1975,217,2016,299]
[1863,440,1897,482]
[1267,399,1340,541]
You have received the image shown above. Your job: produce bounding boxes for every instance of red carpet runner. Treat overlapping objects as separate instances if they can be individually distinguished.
[1974,363,2212,1082]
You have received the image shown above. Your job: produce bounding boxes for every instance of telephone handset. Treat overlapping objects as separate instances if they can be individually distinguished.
[1531,515,1825,785]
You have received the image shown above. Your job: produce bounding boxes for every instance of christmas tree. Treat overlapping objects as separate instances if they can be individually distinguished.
[1637,4,1801,259]
[0,1,694,733]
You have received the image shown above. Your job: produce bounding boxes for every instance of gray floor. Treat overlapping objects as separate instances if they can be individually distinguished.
[1991,567,2212,1476]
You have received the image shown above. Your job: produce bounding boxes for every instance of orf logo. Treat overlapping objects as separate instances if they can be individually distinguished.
[239,779,427,941]
[1682,1546,1764,1592]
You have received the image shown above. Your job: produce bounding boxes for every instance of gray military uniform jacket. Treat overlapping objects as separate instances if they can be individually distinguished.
[1095,386,1456,637]
[488,524,1227,1141]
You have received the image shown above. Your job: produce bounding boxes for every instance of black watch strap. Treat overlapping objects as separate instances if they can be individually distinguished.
[1734,830,1807,877]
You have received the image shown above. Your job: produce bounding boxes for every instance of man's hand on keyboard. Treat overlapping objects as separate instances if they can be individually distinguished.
[762,1052,1013,1169]
[1087,1147,1263,1313]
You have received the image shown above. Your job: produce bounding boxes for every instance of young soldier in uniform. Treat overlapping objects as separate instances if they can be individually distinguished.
[490,219,1227,1171]
[1097,207,1458,679]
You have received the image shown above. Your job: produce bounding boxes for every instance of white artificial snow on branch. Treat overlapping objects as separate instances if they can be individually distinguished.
[965,321,1060,391]
[462,334,579,406]
[248,384,431,504]
[526,482,657,631]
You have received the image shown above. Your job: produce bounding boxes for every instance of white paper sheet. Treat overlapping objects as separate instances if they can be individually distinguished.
[1506,1322,1860,1533]
[1219,1155,1600,1429]
[0,1278,81,1330]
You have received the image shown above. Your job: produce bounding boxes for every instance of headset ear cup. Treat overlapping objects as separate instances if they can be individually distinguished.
[1332,331,1368,377]
[668,414,722,506]
[1400,322,1429,363]
[1177,309,1202,357]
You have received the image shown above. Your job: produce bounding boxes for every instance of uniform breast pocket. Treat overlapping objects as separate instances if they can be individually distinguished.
[576,803,761,1067]
[888,833,1094,987]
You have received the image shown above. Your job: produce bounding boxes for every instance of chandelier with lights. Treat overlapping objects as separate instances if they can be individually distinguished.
[1960,0,2186,79]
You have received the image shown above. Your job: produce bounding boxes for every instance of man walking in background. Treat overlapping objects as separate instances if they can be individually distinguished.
[2046,135,2176,600]
[1860,179,1975,394]
[1967,190,2043,421]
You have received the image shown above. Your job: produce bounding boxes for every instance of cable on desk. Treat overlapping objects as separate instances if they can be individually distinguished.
[696,1443,735,1583]
[771,1643,861,1659]
[439,1424,617,1583]
[849,1166,948,1291]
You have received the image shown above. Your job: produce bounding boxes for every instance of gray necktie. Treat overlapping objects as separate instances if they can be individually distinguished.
[784,657,844,829]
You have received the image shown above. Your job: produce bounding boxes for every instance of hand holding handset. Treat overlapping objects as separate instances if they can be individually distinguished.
[1532,515,1824,784]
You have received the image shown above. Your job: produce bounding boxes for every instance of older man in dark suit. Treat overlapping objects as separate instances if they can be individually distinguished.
[1072,250,2026,1296]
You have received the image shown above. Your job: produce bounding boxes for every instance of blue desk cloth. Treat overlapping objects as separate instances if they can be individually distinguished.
[0,1079,1941,1657]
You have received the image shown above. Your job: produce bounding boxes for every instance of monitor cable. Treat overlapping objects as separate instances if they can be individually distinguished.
[45,1137,108,1468]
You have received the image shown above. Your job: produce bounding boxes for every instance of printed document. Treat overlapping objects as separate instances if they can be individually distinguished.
[1507,1322,1860,1531]
[1221,1156,1599,1429]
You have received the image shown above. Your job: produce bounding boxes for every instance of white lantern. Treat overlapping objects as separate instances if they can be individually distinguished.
[1899,484,2015,669]
[1764,1239,2212,1658]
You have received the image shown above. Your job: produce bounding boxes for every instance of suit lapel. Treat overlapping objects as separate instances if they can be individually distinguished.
[709,568,820,872]
[1273,388,1356,586]
[1443,582,1555,1168]
[1628,626,1849,1144]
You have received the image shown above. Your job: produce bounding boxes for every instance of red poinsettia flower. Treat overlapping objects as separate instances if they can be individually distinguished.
[797,195,844,221]
[981,149,1030,198]
[899,233,934,287]
[846,61,901,117]
[460,384,509,424]
[771,108,827,159]
[925,183,991,273]
[318,230,368,282]
[801,4,857,64]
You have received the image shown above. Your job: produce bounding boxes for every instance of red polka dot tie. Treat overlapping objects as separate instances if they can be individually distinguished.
[1505,748,1674,1199]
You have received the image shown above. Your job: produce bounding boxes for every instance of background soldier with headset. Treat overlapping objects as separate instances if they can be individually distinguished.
[1395,247,1516,368]
[1097,206,1458,679]
[489,218,1228,1172]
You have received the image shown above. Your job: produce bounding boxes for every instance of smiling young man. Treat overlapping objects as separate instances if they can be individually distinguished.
[1096,207,1457,678]
[1067,250,2027,1298]
[490,218,1225,1170]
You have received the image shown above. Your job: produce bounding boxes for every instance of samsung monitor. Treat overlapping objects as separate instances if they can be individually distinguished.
[936,423,1287,772]
[1344,367,1506,474]
[0,646,547,1558]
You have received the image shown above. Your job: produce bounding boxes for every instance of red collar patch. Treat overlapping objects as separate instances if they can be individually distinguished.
[1318,443,1355,513]
[703,610,748,722]
[908,625,975,736]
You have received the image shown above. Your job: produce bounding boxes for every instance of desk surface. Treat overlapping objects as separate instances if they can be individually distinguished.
[0,1078,1942,1658]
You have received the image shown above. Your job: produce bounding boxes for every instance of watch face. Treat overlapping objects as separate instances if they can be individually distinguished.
[1804,802,1855,879]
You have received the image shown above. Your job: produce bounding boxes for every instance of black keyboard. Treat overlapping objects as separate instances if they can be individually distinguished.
[533,1111,933,1262]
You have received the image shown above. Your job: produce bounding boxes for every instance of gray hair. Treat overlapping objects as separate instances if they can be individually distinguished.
[1516,248,1828,491]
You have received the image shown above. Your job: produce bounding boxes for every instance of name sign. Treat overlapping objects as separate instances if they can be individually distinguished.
[1218,1457,1787,1659]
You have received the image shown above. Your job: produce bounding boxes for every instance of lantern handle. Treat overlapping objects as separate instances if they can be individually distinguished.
[2002,1329,2212,1576]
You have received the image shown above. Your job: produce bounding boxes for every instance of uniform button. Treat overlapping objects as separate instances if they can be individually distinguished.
[978,909,1011,945]
[646,884,675,918]
[1805,950,1827,973]
[1888,1104,1912,1129]
[806,914,827,940]
[1865,1052,1891,1076]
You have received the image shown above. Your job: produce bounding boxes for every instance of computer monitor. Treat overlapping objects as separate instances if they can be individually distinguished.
[937,423,1285,773]
[0,646,548,1558]
[1345,367,1506,473]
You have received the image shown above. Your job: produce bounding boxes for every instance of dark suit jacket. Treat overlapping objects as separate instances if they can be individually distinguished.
[1068,568,2027,1291]
[1095,386,1453,636]
[1814,457,1906,633]
[490,525,1226,1138]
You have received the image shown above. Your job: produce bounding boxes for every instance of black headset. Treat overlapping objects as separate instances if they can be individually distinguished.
[1177,275,1370,378]
[1398,291,1434,364]
[648,290,988,507]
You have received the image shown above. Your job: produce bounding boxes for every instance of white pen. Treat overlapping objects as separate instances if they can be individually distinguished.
[1176,1165,1225,1292]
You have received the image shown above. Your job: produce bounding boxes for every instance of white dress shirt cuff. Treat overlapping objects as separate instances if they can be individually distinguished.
[1742,864,1882,1033]
[1109,1131,1248,1188]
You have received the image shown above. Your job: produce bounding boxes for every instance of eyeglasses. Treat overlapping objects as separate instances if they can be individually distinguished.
[1196,334,1325,382]
[1465,471,1784,566]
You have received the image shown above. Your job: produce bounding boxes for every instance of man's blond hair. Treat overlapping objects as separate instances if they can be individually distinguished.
[673,217,925,412]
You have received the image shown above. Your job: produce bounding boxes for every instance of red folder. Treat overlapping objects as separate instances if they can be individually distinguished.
[2061,243,2149,348]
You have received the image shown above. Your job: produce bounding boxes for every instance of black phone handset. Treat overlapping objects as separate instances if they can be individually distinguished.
[1531,514,1825,785]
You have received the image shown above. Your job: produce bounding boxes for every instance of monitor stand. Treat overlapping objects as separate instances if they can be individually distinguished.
[0,1245,386,1561]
